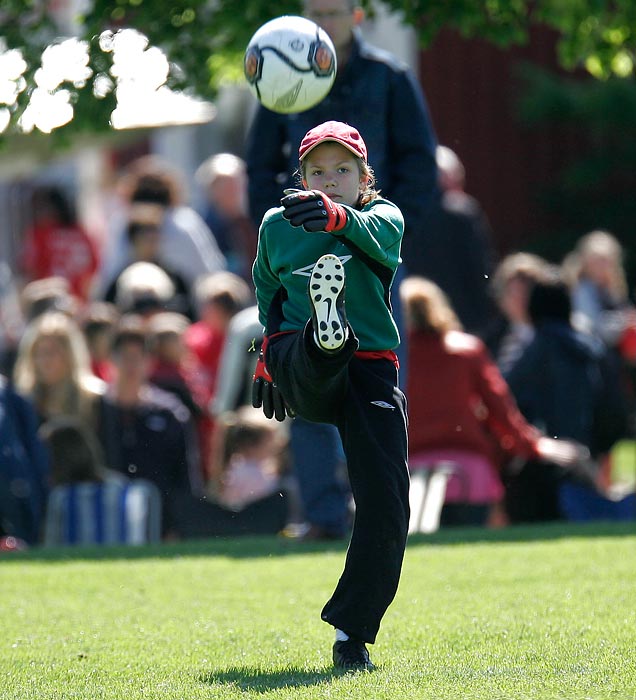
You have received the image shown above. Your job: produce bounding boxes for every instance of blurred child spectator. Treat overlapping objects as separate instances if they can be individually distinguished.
[209,304,262,416]
[563,230,636,359]
[40,416,121,488]
[402,276,581,527]
[183,272,252,479]
[20,277,77,322]
[102,210,195,318]
[18,186,98,301]
[147,312,198,414]
[97,155,226,296]
[171,406,292,538]
[486,252,551,374]
[210,406,288,511]
[40,417,161,546]
[12,311,105,430]
[195,153,258,285]
[504,272,629,522]
[79,301,120,383]
[0,373,49,546]
[185,272,252,406]
[402,145,498,336]
[97,315,200,535]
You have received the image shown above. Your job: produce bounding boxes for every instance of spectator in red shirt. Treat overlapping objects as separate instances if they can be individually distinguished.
[185,272,252,407]
[183,272,252,480]
[19,186,99,301]
[401,276,581,526]
[147,312,201,418]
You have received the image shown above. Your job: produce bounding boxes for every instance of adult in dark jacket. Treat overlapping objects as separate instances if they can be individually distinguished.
[246,1,438,370]
[402,146,498,337]
[246,24,438,242]
[245,0,438,542]
[503,274,628,522]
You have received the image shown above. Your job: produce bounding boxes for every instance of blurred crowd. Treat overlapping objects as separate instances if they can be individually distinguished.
[1,145,635,550]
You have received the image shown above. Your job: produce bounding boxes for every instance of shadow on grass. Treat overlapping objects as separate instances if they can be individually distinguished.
[199,665,340,692]
[0,532,347,564]
[2,521,634,564]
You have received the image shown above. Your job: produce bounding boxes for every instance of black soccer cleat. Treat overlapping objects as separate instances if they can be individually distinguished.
[309,254,347,353]
[332,639,375,671]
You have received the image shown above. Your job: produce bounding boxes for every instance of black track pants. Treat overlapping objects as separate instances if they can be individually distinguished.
[267,325,410,644]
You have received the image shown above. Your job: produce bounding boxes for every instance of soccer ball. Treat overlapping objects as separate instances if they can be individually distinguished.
[244,15,337,114]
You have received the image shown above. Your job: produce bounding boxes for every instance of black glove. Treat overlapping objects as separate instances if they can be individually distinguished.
[281,189,347,233]
[251,337,294,421]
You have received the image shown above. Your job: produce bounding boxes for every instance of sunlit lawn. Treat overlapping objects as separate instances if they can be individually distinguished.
[2,522,636,699]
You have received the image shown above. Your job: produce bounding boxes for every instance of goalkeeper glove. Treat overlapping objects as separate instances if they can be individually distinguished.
[281,189,347,233]
[251,336,294,421]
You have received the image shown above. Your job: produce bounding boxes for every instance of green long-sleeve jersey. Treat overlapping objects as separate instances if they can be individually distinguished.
[253,197,404,351]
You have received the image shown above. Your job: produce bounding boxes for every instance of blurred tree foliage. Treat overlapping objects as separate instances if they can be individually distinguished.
[1,0,635,140]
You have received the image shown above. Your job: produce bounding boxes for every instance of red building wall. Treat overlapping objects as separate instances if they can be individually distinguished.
[418,26,578,256]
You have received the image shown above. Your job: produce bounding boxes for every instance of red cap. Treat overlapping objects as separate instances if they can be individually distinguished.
[299,120,367,162]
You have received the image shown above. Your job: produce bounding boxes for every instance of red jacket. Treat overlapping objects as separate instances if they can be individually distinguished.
[407,330,540,467]
[183,322,226,405]
[20,222,98,299]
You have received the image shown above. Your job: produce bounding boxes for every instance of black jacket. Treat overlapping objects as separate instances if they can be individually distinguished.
[0,378,49,544]
[504,320,628,453]
[402,189,498,335]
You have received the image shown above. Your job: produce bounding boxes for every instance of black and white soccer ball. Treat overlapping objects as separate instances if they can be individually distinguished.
[244,15,337,114]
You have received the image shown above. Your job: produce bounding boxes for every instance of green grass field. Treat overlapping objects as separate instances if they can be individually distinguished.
[2,523,636,699]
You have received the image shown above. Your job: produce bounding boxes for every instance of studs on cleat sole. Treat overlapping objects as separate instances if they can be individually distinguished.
[309,255,346,352]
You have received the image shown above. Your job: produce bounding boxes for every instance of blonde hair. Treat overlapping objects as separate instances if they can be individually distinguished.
[562,230,627,302]
[490,252,550,301]
[13,311,104,422]
[357,159,380,206]
[400,277,462,335]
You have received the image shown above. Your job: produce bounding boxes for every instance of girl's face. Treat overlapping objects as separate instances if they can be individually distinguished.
[33,336,71,386]
[302,142,367,207]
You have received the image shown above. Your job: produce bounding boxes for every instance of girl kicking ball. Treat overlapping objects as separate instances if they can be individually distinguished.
[252,120,409,671]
